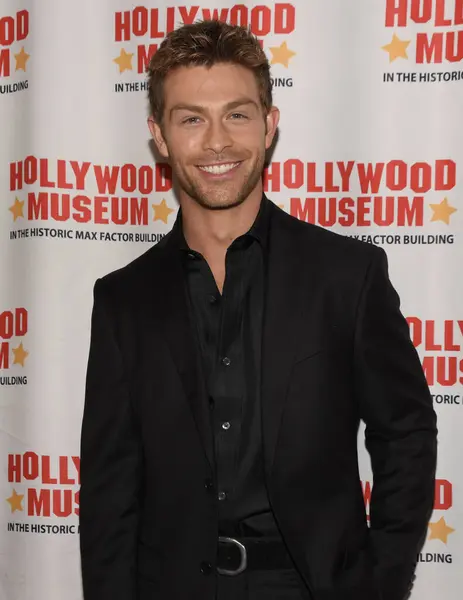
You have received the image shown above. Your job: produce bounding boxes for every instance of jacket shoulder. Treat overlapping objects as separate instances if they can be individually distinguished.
[95,230,172,296]
[274,203,384,265]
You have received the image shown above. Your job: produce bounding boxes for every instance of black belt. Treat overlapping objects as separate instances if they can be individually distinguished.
[217,536,295,576]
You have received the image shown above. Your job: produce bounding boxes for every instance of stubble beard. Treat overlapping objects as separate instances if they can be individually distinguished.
[172,151,265,211]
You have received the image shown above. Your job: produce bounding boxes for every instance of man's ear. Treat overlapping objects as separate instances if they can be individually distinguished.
[264,106,280,151]
[147,117,169,159]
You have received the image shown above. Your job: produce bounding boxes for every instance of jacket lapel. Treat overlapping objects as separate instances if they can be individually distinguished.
[261,205,320,478]
[149,243,215,472]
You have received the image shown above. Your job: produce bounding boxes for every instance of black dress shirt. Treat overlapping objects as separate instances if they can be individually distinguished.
[171,196,282,539]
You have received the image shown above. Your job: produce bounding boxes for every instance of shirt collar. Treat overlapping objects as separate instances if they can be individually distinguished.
[246,193,270,250]
[170,194,271,254]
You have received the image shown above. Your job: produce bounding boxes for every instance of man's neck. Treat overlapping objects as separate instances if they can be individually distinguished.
[180,189,262,259]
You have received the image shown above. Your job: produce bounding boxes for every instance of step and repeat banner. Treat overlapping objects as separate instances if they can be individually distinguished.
[0,0,461,598]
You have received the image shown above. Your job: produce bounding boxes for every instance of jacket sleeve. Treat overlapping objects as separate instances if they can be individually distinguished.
[79,279,142,600]
[353,248,437,600]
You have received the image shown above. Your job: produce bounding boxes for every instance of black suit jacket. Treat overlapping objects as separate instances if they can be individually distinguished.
[80,202,437,600]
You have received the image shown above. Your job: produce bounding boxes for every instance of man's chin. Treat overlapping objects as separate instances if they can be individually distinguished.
[196,195,246,211]
[187,187,246,211]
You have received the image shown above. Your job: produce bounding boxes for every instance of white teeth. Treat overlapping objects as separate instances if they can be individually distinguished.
[198,162,240,174]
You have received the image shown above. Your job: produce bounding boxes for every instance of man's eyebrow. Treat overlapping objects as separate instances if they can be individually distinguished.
[169,98,260,117]
[170,103,204,116]
[225,98,260,111]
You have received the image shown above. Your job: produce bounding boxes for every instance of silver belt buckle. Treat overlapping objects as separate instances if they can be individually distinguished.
[217,536,247,576]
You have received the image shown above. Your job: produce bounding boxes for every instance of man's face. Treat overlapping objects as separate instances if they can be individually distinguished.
[148,62,279,210]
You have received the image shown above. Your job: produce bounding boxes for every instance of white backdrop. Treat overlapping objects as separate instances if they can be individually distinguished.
[0,1,461,598]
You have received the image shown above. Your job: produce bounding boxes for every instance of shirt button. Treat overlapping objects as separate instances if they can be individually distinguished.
[200,561,213,575]
[208,294,217,304]
[218,491,227,501]
[222,356,231,366]
[187,252,196,259]
[222,422,231,430]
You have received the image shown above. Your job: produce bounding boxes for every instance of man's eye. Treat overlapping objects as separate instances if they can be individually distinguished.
[230,113,248,119]
[182,116,200,124]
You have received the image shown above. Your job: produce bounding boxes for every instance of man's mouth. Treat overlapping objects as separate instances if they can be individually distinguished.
[197,162,241,175]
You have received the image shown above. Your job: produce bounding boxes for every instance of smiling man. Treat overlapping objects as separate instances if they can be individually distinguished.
[79,20,437,600]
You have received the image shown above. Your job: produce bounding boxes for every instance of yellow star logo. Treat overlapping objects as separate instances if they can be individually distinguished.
[382,33,411,62]
[428,517,455,544]
[113,49,133,73]
[269,41,296,68]
[6,489,24,513]
[12,342,29,367]
[9,197,24,221]
[430,197,457,224]
[152,199,174,224]
[14,47,30,71]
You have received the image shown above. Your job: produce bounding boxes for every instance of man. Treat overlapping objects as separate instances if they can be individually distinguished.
[79,20,437,600]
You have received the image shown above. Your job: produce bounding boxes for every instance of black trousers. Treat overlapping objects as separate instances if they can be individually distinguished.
[216,567,312,600]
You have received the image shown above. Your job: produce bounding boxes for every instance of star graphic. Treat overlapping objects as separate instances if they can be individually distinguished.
[269,41,296,68]
[9,197,24,221]
[152,199,175,224]
[12,342,29,367]
[430,197,457,224]
[382,33,411,62]
[113,48,133,73]
[6,489,24,513]
[428,517,455,543]
[14,47,30,71]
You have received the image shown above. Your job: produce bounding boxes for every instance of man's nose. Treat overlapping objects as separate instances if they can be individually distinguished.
[203,119,233,155]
